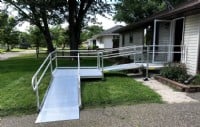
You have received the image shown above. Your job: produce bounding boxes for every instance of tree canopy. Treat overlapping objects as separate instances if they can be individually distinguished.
[2,0,114,53]
[2,0,67,52]
[114,0,187,24]
[81,25,104,42]
[0,12,19,51]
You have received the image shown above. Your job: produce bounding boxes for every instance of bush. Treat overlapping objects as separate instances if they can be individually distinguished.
[160,63,189,83]
[192,75,200,85]
[93,45,99,50]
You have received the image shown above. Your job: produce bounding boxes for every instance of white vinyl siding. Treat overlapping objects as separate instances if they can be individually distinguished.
[119,29,144,60]
[133,29,144,45]
[183,14,200,75]
[103,36,113,49]
[96,38,104,48]
[96,35,114,49]
[120,29,144,47]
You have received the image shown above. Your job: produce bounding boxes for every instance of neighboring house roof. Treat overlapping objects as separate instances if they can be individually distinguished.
[116,0,200,33]
[94,25,123,38]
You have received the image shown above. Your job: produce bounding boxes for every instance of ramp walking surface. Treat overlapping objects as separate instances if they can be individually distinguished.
[36,68,103,123]
[36,75,79,123]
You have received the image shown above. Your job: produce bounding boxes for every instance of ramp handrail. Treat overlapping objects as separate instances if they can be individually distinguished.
[32,49,104,110]
[32,45,186,110]
[32,51,56,91]
[31,51,56,109]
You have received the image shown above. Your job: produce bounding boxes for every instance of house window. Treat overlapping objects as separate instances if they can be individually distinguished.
[129,33,133,43]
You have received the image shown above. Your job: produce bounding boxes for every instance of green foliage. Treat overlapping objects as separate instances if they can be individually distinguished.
[28,26,46,47]
[18,32,31,49]
[51,26,69,48]
[81,25,104,42]
[160,63,189,83]
[2,0,67,52]
[114,0,187,24]
[0,12,19,51]
[3,0,114,51]
[192,75,200,85]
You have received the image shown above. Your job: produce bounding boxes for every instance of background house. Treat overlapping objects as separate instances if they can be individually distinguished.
[116,0,200,75]
[87,25,122,49]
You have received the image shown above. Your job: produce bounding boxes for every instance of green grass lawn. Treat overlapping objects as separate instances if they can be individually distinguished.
[0,54,162,117]
[82,73,162,108]
[0,49,5,53]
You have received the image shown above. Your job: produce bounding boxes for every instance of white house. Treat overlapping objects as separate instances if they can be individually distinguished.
[116,0,200,75]
[87,25,123,49]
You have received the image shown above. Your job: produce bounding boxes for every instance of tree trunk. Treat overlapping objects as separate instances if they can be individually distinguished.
[68,0,78,58]
[43,30,54,53]
[68,0,92,57]
[40,8,55,53]
[31,5,55,54]
[62,42,66,56]
[6,44,10,51]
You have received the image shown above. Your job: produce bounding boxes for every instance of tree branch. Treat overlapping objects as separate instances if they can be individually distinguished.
[7,1,32,21]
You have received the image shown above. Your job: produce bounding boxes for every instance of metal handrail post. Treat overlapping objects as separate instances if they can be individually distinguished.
[55,51,58,68]
[100,52,104,80]
[101,52,104,72]
[78,52,80,74]
[36,87,40,110]
[144,46,149,81]
[141,46,144,63]
[97,51,100,69]
[50,54,53,73]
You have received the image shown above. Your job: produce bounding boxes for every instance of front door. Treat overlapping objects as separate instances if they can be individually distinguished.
[112,35,120,53]
[113,39,119,48]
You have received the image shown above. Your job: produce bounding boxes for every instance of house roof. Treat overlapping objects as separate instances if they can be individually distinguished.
[116,0,200,33]
[94,25,123,38]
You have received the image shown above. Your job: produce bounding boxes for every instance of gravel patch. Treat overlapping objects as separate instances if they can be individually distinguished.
[1,103,200,127]
[187,92,200,102]
[135,78,199,103]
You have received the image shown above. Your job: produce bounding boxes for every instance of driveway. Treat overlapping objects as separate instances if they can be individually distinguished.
[1,103,200,127]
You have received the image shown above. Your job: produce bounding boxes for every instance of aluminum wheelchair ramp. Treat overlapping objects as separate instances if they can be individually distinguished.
[36,76,79,123]
[36,68,103,123]
[104,63,164,72]
[104,63,143,72]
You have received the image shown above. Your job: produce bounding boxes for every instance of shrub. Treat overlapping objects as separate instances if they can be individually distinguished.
[192,74,200,85]
[160,63,189,83]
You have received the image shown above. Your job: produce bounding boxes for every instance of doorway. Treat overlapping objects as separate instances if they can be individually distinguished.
[173,18,184,62]
[112,35,120,53]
